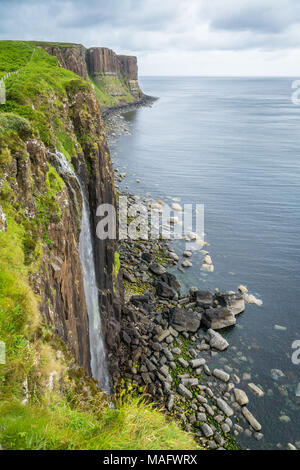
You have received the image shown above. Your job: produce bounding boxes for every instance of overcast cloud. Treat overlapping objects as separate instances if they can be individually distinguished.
[1,0,300,75]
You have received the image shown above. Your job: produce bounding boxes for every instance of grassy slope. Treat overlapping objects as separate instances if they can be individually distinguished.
[0,40,199,450]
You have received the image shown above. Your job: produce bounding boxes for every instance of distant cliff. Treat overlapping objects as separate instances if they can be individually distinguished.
[36,42,145,110]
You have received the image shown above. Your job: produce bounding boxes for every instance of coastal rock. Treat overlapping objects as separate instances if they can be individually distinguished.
[202,307,236,330]
[271,369,285,381]
[214,292,245,316]
[200,423,214,438]
[242,407,262,431]
[243,293,263,306]
[238,285,248,294]
[155,281,177,299]
[149,263,166,275]
[178,357,189,368]
[159,272,181,292]
[207,329,229,351]
[178,384,193,400]
[168,251,179,262]
[213,369,230,383]
[248,383,264,397]
[190,358,206,368]
[169,307,202,333]
[234,388,249,406]
[182,260,193,268]
[194,290,214,308]
[216,398,234,417]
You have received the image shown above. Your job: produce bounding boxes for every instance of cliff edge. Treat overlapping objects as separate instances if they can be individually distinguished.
[34,41,146,110]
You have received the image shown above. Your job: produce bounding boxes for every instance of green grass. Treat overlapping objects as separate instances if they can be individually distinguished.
[89,73,135,108]
[0,41,33,77]
[0,397,199,450]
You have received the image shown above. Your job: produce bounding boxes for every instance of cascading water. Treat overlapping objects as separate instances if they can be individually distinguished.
[52,151,110,393]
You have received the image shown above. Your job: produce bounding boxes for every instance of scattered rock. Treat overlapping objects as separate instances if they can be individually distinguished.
[178,384,193,400]
[190,358,206,368]
[271,369,285,381]
[200,423,214,438]
[149,263,166,275]
[238,285,248,294]
[182,260,193,268]
[234,388,249,406]
[216,398,234,417]
[213,369,230,383]
[242,407,262,431]
[169,307,202,333]
[155,281,177,299]
[207,329,229,351]
[248,383,264,397]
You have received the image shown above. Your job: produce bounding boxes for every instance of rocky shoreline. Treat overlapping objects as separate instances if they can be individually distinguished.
[114,192,266,450]
[104,110,297,451]
[101,94,157,118]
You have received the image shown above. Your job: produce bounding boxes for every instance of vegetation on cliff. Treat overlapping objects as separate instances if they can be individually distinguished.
[0,40,198,450]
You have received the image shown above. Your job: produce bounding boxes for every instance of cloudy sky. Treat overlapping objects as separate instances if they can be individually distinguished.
[1,0,300,75]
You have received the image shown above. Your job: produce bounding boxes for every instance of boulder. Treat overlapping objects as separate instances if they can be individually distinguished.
[141,252,152,263]
[194,290,214,309]
[242,407,262,431]
[213,369,230,383]
[234,388,249,406]
[155,281,177,299]
[207,329,229,351]
[202,307,236,330]
[169,307,202,333]
[216,398,234,417]
[214,292,245,316]
[178,384,193,400]
[149,263,166,275]
[160,272,181,292]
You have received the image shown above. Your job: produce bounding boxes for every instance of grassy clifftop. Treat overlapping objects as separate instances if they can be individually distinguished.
[0,40,198,450]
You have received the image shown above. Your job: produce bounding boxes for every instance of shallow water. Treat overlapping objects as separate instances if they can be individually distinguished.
[109,77,300,449]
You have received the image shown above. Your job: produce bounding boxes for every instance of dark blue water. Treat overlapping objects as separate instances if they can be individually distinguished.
[110,77,300,449]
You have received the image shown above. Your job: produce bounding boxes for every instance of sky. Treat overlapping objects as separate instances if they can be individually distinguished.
[1,0,300,76]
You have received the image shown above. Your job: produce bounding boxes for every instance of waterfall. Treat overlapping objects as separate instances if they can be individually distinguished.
[52,151,110,393]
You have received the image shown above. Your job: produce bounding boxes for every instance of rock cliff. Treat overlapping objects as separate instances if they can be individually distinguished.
[38,42,145,108]
[0,43,122,385]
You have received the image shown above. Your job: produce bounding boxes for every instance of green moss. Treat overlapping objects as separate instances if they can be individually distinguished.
[113,252,120,278]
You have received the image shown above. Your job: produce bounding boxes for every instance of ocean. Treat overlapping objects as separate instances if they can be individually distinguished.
[108,76,300,449]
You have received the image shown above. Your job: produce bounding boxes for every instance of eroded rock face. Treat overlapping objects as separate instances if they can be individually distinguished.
[88,47,121,76]
[43,44,88,80]
[42,43,145,107]
[118,55,138,80]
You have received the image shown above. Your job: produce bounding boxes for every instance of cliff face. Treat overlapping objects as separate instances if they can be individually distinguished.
[42,44,88,81]
[88,47,120,76]
[0,44,122,385]
[39,42,144,108]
